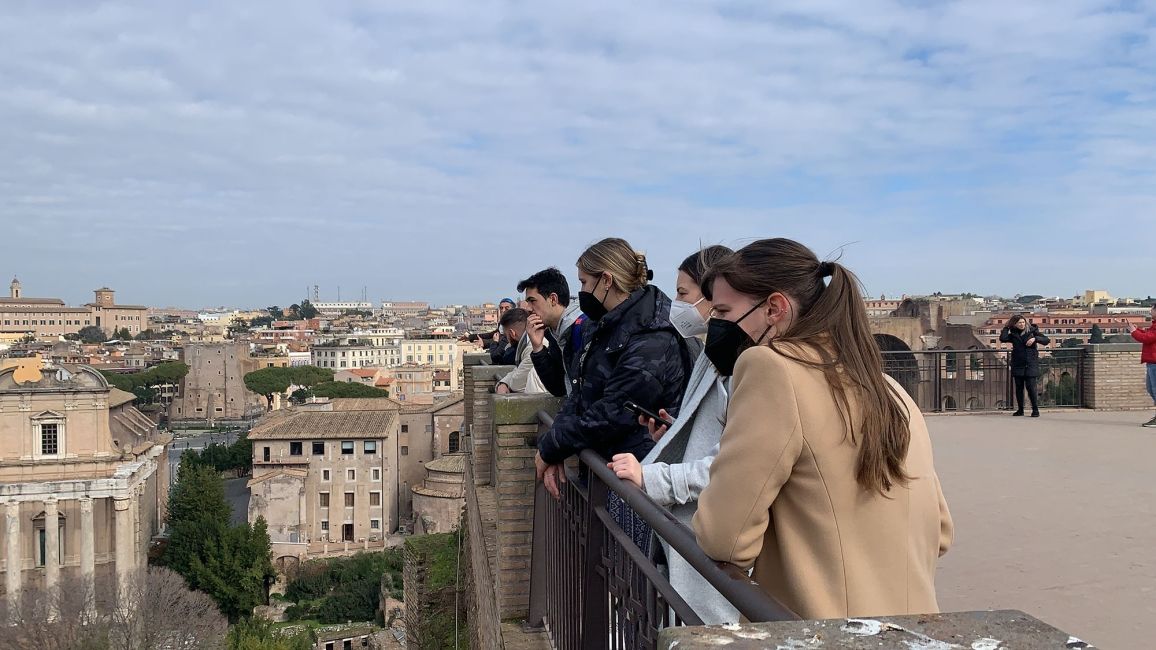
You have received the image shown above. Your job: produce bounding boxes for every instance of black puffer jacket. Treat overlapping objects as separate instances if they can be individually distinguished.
[538,285,691,465]
[1000,324,1050,377]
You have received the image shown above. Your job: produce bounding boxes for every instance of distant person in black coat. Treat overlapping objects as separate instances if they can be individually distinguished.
[1000,314,1050,417]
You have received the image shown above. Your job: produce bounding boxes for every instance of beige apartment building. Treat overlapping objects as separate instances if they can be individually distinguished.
[0,360,169,615]
[247,410,400,561]
[399,339,463,391]
[0,280,148,339]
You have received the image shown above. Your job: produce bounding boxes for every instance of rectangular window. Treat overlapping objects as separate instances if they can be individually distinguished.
[347,469,356,481]
[321,520,329,531]
[401,425,409,433]
[370,492,381,506]
[40,423,59,456]
[289,441,303,456]
[363,440,377,454]
[341,441,354,455]
[401,446,409,456]
[319,493,330,508]
[322,469,331,481]
[344,492,355,507]
[370,519,380,530]
[312,441,325,455]
[372,468,381,481]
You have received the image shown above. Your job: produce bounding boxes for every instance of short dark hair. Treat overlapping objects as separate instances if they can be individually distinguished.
[499,308,529,328]
[679,245,734,287]
[517,268,571,307]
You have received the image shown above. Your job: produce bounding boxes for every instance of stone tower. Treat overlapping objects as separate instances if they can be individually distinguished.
[94,287,115,307]
[9,277,20,299]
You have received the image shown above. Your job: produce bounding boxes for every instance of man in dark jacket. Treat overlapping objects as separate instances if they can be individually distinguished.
[519,268,585,397]
[536,284,691,489]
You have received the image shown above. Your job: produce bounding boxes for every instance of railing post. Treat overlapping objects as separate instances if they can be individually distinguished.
[933,352,943,412]
[581,475,610,650]
[526,483,549,631]
[1004,351,1014,410]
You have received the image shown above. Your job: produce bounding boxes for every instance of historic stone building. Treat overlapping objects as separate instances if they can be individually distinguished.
[0,280,149,340]
[411,453,465,535]
[246,409,400,562]
[0,360,169,615]
[168,342,265,422]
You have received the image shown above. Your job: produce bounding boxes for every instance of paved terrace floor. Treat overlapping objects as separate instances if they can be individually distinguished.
[931,409,1156,649]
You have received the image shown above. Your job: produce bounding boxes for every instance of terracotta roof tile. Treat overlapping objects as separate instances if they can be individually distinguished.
[248,410,397,440]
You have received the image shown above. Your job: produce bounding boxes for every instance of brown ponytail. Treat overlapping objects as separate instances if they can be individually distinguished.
[702,238,912,495]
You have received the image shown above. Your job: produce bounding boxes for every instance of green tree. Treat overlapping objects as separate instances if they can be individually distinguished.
[250,315,275,328]
[284,550,404,623]
[113,327,133,340]
[298,300,319,320]
[244,367,294,410]
[77,325,107,344]
[244,366,335,410]
[290,365,334,387]
[164,460,274,623]
[287,304,302,320]
[135,328,157,340]
[310,381,390,399]
[1089,324,1106,344]
[1016,294,1044,305]
[267,306,284,321]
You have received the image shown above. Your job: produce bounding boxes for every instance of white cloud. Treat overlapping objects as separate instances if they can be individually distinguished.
[0,0,1153,305]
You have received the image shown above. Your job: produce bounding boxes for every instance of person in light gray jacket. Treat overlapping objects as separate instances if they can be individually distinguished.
[607,245,737,625]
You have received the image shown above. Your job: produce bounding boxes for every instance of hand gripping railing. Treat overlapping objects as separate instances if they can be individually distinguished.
[528,411,796,650]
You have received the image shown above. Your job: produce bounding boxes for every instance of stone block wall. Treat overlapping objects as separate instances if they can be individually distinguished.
[1082,343,1152,410]
[462,357,513,487]
[491,394,563,620]
[462,460,502,650]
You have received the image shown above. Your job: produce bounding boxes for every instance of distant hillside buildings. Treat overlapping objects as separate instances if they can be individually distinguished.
[0,280,148,340]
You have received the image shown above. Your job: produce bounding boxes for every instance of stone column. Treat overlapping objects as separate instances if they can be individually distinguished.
[79,497,95,614]
[5,501,21,622]
[113,496,134,603]
[44,498,59,592]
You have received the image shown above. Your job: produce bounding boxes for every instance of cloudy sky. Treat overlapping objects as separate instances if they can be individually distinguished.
[2,1,1154,308]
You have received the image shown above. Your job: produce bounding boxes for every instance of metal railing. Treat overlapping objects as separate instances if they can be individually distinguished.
[528,411,797,650]
[881,348,1084,412]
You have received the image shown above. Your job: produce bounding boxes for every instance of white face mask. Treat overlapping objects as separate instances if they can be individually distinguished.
[670,297,707,338]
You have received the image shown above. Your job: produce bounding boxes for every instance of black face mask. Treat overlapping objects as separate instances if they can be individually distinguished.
[579,282,612,322]
[704,301,771,377]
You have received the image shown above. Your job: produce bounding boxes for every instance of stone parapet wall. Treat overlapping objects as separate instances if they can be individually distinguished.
[462,460,502,650]
[491,394,563,620]
[1082,343,1151,410]
[462,355,513,487]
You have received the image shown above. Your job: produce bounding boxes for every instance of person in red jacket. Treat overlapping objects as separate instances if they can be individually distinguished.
[1127,304,1156,427]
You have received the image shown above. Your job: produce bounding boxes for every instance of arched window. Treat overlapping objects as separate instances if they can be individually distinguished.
[942,396,957,411]
[448,431,460,453]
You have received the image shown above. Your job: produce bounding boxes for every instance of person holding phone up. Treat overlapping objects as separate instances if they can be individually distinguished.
[1127,304,1156,428]
[605,245,738,624]
[1000,314,1050,417]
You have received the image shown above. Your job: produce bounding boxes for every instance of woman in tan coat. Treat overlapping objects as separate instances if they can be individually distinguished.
[691,238,953,620]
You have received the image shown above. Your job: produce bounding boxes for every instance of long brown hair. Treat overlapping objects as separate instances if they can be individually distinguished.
[702,238,911,495]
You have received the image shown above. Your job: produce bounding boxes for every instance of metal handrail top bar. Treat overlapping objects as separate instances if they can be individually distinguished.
[535,409,798,623]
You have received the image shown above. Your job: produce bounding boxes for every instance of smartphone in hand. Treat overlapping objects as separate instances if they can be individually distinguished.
[624,401,673,429]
